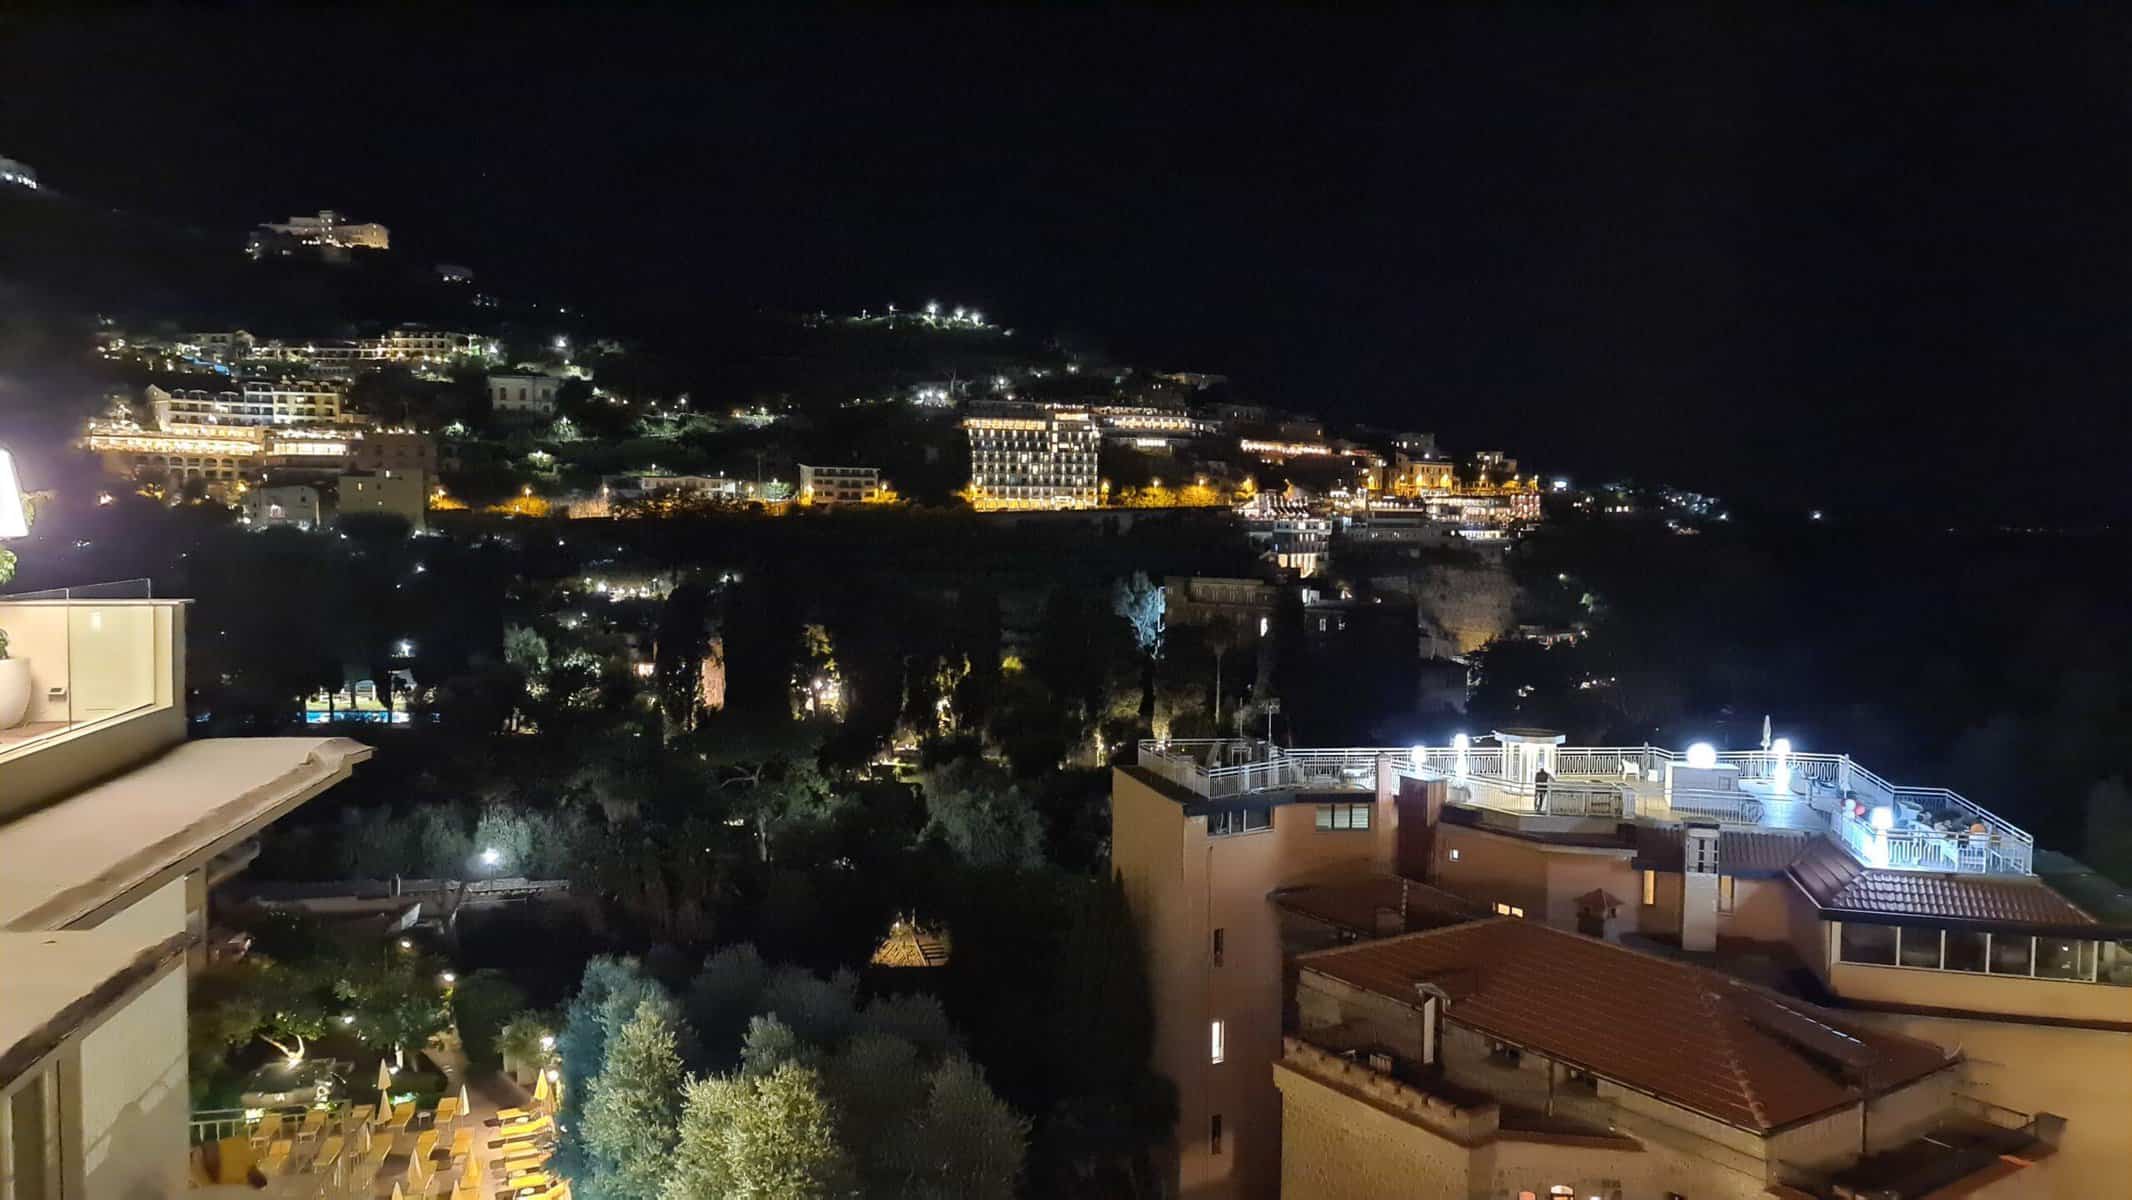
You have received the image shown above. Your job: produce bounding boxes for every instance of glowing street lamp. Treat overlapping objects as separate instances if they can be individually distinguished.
[480,846,502,869]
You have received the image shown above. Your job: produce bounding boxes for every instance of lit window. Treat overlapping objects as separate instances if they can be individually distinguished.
[1641,869,1657,906]
[1493,902,1525,919]
[1210,1020,1225,1064]
[1448,847,1461,862]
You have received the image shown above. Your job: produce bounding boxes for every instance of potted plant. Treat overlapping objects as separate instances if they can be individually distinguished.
[0,545,26,729]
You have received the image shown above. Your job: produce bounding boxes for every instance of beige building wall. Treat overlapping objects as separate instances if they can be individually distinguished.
[1849,1012,2124,1198]
[68,967,189,1197]
[1111,765,1399,1200]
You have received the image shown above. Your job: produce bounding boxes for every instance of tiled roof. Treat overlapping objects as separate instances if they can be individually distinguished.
[1788,839,2094,928]
[1297,919,1954,1133]
[1271,876,1488,935]
[1633,826,1816,876]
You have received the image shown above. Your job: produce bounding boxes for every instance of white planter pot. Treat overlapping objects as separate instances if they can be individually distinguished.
[0,657,30,730]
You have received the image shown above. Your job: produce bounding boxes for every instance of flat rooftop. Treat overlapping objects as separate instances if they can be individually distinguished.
[0,737,371,930]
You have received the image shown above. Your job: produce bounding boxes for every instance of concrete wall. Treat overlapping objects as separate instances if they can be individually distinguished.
[68,967,189,1198]
[1112,766,1400,1200]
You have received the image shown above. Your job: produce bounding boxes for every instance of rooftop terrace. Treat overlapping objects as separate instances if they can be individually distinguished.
[1136,731,2037,877]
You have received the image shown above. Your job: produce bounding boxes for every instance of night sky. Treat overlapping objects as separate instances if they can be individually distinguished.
[5,9,2129,521]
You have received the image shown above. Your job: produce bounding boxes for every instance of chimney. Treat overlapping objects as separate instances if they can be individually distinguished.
[1681,824,1720,953]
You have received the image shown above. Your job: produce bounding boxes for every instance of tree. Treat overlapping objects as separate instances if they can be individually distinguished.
[1110,572,1166,722]
[450,970,526,1070]
[902,1056,1028,1200]
[498,1011,558,1072]
[583,999,687,1200]
[664,1065,852,1200]
[686,944,770,1072]
[920,757,1045,869]
[558,958,672,1180]
[655,582,714,737]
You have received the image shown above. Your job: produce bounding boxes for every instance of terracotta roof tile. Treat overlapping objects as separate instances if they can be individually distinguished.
[1298,919,1954,1132]
[1271,876,1487,935]
[1788,840,2093,927]
[1633,827,1816,876]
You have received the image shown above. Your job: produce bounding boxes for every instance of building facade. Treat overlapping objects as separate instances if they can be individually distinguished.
[247,209,389,260]
[145,381,350,428]
[489,373,561,416]
[964,406,1099,511]
[0,590,368,1197]
[798,464,882,506]
[1113,735,2088,1199]
[241,484,324,531]
[348,430,438,477]
[337,470,427,531]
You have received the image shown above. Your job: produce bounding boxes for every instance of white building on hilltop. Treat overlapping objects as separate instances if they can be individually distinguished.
[964,405,1099,511]
[0,155,38,190]
[799,464,882,506]
[489,373,561,416]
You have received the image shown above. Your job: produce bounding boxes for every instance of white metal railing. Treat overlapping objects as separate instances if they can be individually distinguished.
[1137,737,2036,874]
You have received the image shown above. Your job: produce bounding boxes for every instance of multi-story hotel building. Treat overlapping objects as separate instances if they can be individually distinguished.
[247,209,390,260]
[1114,731,2101,1198]
[0,583,369,1195]
[963,405,1099,511]
[146,380,352,428]
[798,464,882,506]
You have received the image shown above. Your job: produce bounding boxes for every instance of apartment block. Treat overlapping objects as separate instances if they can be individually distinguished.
[1113,733,2092,1198]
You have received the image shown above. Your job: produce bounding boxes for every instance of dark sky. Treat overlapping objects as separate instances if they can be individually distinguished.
[5,9,2130,521]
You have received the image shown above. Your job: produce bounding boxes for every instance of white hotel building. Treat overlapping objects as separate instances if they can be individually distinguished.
[963,405,1100,511]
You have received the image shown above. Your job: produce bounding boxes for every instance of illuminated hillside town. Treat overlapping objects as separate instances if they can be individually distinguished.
[3,10,2127,1200]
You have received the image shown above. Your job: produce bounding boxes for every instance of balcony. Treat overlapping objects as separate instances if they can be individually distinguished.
[0,583,188,818]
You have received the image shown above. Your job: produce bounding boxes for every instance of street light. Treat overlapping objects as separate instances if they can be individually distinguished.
[480,846,501,869]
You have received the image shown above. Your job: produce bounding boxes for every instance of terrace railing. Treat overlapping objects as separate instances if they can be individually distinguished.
[1136,738,2035,874]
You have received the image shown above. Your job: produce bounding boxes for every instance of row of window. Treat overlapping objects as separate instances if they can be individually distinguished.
[1838,922,2132,984]
[1208,802,1379,837]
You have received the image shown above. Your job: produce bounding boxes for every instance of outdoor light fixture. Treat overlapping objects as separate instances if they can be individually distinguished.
[480,846,502,867]
[1685,742,1718,769]
[0,448,27,539]
[539,1034,556,1052]
[441,971,457,984]
[398,938,413,950]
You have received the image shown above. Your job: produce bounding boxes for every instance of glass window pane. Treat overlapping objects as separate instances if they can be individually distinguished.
[1314,805,1332,830]
[1945,929,1989,973]
[1898,927,1943,969]
[2035,939,2088,981]
[1840,923,1898,965]
[2100,940,2132,986]
[1989,934,2034,976]
[1352,804,1371,830]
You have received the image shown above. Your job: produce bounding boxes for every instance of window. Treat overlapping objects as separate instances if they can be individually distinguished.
[1209,1114,1223,1155]
[1210,1020,1225,1065]
[1898,926,1944,969]
[1717,875,1735,913]
[1641,869,1656,906]
[1207,805,1271,837]
[1314,802,1371,831]
[1839,922,1898,965]
[1448,847,1462,862]
[1493,902,1525,919]
[1990,934,2034,976]
[1212,928,1225,966]
[1945,929,1990,973]
[2036,938,2094,981]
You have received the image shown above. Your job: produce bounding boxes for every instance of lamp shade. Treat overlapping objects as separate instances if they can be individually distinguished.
[0,449,26,539]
